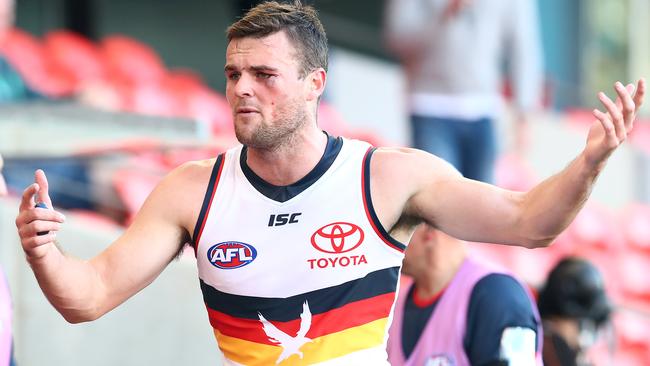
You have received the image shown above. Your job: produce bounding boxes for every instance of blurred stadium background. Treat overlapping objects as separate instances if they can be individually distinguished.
[1,0,650,365]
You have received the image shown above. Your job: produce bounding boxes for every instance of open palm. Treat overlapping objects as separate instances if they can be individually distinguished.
[585,79,646,169]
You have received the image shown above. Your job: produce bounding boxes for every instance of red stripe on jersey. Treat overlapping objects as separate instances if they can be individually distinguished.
[206,292,396,345]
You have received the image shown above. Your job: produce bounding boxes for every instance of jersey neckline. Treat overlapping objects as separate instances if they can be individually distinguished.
[239,132,343,203]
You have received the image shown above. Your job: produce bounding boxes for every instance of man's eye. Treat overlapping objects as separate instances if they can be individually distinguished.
[227,73,241,81]
[257,72,273,79]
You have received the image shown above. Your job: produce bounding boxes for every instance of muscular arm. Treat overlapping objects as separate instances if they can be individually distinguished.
[15,161,213,323]
[409,149,597,247]
[371,80,645,248]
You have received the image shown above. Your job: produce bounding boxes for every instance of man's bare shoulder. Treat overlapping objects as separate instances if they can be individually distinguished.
[371,146,461,185]
[365,147,462,235]
[144,158,219,227]
[168,158,218,185]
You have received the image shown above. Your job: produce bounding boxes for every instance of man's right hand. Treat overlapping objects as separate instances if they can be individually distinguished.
[15,170,66,261]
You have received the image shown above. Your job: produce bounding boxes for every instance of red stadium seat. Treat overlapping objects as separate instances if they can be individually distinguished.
[162,73,234,136]
[112,167,163,224]
[130,81,184,117]
[1,28,76,97]
[189,89,234,137]
[614,311,650,361]
[44,30,106,90]
[616,251,650,299]
[101,35,167,85]
[566,203,623,251]
[621,204,650,251]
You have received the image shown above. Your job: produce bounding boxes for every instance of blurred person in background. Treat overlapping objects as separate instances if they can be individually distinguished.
[12,1,646,364]
[1,154,17,366]
[538,257,612,366]
[0,0,41,102]
[384,0,544,183]
[388,225,542,365]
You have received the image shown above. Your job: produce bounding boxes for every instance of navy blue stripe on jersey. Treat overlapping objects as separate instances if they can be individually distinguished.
[240,132,342,202]
[362,148,406,252]
[201,266,399,321]
[192,154,225,246]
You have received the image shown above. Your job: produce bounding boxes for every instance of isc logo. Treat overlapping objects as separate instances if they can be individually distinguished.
[268,213,302,227]
[207,241,257,269]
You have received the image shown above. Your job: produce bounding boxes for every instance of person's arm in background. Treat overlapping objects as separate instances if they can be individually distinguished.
[464,274,540,366]
[504,0,544,155]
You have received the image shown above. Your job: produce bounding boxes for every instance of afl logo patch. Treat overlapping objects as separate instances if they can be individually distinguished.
[311,222,364,254]
[207,241,257,269]
[425,355,455,366]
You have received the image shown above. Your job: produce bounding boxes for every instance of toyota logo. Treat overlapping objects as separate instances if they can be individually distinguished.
[311,222,364,254]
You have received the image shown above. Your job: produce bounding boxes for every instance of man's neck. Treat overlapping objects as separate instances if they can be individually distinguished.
[245,125,328,186]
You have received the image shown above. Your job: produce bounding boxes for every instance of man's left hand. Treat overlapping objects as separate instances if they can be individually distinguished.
[586,79,646,169]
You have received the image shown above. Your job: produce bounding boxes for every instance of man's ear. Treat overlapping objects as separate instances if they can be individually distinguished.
[306,68,326,102]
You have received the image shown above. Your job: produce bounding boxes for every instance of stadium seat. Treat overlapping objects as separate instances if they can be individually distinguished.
[621,204,650,251]
[44,30,106,90]
[112,167,163,224]
[615,251,650,299]
[566,203,623,251]
[130,81,183,117]
[161,73,234,136]
[613,311,650,362]
[1,28,76,97]
[186,88,234,137]
[101,35,167,85]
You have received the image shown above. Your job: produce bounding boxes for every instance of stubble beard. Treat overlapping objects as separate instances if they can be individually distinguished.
[235,99,308,151]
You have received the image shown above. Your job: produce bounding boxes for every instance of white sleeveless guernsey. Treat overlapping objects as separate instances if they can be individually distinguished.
[193,138,406,366]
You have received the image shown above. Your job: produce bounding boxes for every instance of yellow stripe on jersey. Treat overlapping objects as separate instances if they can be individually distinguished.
[215,317,389,366]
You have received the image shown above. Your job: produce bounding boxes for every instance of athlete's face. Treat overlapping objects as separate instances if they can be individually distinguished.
[225,31,321,149]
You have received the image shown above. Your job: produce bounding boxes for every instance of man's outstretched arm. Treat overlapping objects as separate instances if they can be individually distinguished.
[372,80,646,248]
[15,162,209,323]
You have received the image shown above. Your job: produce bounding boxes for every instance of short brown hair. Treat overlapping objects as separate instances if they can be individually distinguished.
[227,1,328,77]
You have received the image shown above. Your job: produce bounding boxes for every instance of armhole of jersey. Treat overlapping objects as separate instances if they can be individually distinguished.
[191,153,225,254]
[361,147,407,252]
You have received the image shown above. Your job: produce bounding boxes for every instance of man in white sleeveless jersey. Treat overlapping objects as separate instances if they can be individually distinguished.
[14,1,645,365]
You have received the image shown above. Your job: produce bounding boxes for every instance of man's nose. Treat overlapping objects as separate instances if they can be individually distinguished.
[233,74,254,98]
